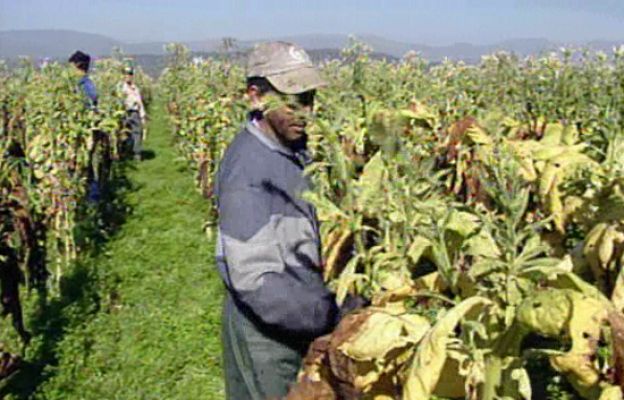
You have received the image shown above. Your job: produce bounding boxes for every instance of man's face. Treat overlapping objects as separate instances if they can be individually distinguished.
[70,63,85,78]
[263,91,315,145]
[125,73,134,84]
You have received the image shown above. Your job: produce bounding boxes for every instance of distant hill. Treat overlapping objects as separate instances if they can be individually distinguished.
[0,29,122,59]
[134,49,396,78]
[1,29,622,64]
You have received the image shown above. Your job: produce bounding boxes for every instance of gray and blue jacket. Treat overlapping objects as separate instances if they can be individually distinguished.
[215,121,338,339]
[78,75,98,109]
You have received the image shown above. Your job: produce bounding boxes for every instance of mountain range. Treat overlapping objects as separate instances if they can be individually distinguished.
[2,29,623,63]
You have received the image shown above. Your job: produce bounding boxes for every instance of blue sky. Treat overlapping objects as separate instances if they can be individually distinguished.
[0,0,622,45]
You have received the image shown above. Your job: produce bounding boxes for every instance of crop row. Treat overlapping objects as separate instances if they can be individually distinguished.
[163,42,624,399]
[0,58,152,377]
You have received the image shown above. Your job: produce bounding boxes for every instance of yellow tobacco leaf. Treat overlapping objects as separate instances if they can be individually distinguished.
[561,124,580,146]
[433,356,467,398]
[543,271,610,305]
[482,356,532,400]
[549,185,566,232]
[356,152,387,213]
[324,226,353,281]
[399,104,437,129]
[466,229,501,259]
[599,386,624,400]
[509,364,532,400]
[403,297,493,400]
[538,160,560,199]
[598,225,617,269]
[533,144,571,161]
[563,196,586,222]
[377,268,413,291]
[517,289,610,398]
[541,122,564,146]
[371,286,415,308]
[519,158,538,182]
[337,311,430,393]
[334,257,366,305]
[516,289,574,337]
[612,267,624,313]
[413,271,448,293]
[339,311,430,363]
[584,223,610,290]
[407,236,432,265]
[466,124,493,146]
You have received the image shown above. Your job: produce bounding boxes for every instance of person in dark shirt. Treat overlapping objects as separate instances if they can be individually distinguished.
[68,50,98,109]
[69,50,105,201]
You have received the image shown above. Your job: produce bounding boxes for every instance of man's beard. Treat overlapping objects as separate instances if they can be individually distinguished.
[287,133,308,152]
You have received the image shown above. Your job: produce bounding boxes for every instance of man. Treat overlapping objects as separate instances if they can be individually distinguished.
[120,66,147,161]
[215,42,338,399]
[68,50,97,109]
[69,50,104,201]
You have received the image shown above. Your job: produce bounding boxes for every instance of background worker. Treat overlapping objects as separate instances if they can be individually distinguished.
[120,65,147,161]
[68,50,98,109]
[69,50,104,201]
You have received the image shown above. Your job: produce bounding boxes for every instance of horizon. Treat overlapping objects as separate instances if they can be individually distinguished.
[1,28,622,48]
[1,0,623,46]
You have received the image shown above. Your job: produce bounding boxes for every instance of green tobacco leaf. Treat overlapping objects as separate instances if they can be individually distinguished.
[445,210,480,237]
[302,191,346,221]
[399,105,437,129]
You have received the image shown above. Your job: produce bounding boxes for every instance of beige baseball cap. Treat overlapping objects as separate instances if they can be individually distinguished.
[246,41,326,94]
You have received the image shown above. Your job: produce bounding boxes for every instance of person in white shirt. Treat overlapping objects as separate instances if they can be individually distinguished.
[120,66,146,161]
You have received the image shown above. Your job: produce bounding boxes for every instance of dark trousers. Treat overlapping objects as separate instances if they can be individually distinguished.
[221,292,308,400]
[125,110,143,157]
[87,130,111,202]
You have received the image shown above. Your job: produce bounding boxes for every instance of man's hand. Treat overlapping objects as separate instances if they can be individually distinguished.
[337,294,370,322]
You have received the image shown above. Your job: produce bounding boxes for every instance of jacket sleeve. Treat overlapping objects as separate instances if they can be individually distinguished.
[82,79,98,106]
[218,182,338,338]
[137,87,146,121]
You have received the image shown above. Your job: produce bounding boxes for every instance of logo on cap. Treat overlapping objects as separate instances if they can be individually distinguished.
[289,46,310,64]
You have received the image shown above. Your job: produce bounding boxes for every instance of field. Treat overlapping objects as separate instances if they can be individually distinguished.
[0,59,224,399]
[162,41,624,400]
[1,39,624,399]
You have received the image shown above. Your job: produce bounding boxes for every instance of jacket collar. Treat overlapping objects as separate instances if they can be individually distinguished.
[245,120,295,157]
[245,119,313,168]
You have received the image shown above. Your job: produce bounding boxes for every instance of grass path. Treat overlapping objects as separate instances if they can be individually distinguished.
[11,98,225,399]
